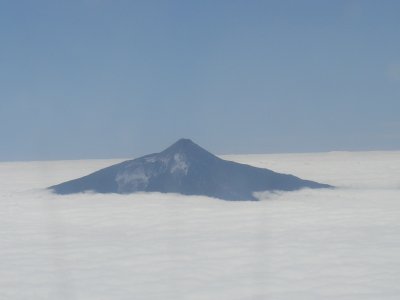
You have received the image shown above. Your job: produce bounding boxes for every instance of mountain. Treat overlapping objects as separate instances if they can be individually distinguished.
[49,138,333,200]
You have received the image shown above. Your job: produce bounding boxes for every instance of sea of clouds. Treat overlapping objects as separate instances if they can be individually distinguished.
[1,151,400,299]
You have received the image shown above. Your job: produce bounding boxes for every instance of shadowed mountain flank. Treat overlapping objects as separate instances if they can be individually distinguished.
[49,139,333,200]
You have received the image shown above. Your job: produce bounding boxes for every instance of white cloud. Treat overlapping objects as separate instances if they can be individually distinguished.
[1,151,400,299]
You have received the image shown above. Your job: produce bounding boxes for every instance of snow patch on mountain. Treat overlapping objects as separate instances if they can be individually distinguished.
[170,153,189,175]
[116,167,150,191]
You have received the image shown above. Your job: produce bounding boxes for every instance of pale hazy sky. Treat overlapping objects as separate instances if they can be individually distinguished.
[1,0,400,161]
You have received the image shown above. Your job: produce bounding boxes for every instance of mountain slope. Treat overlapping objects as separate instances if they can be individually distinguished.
[49,139,332,200]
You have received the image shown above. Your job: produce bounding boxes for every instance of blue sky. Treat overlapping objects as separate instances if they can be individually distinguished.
[1,0,400,161]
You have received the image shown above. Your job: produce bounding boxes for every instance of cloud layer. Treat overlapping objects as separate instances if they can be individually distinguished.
[1,151,400,299]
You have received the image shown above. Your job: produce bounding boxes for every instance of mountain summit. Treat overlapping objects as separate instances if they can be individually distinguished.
[49,139,332,200]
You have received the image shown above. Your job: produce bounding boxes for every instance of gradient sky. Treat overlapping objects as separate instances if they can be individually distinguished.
[1,0,400,161]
